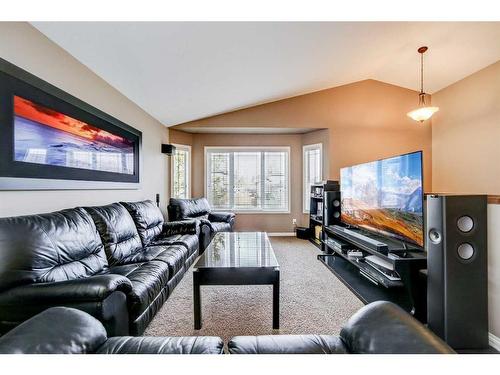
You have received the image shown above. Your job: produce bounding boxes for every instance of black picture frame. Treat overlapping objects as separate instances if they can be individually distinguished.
[0,57,142,190]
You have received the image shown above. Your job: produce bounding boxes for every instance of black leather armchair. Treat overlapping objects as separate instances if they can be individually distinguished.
[0,307,224,354]
[168,197,235,251]
[228,301,455,354]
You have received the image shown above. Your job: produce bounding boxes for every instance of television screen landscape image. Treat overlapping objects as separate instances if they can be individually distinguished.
[340,151,424,247]
[13,96,135,175]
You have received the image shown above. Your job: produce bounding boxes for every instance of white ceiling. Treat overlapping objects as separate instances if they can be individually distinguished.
[33,22,500,127]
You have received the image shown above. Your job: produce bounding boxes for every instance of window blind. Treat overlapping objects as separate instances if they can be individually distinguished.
[206,148,289,212]
[172,145,191,199]
[303,144,322,212]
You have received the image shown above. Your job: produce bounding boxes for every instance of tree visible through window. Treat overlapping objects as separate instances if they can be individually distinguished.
[206,148,289,212]
[303,143,322,212]
[171,145,191,199]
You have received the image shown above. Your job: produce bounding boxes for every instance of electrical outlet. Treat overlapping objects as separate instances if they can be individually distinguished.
[292,219,297,225]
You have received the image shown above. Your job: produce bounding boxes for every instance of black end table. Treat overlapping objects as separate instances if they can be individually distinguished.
[193,232,280,330]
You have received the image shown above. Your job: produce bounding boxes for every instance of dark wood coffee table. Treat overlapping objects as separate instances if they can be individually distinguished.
[192,232,280,330]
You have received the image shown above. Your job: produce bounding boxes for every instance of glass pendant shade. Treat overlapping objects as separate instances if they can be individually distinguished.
[407,106,439,122]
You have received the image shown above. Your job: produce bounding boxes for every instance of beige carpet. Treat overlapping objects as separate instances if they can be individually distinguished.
[144,236,363,343]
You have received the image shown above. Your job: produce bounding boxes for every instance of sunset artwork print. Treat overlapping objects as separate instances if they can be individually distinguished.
[13,96,135,175]
[340,152,424,247]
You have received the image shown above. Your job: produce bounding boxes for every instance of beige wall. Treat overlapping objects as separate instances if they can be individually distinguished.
[432,61,500,195]
[173,79,433,192]
[432,60,500,339]
[0,23,170,217]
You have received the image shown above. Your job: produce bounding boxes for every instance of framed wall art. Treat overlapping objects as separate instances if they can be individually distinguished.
[0,57,141,190]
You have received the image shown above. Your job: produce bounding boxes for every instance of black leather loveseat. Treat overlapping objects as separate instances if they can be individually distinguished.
[0,200,199,336]
[168,197,235,251]
[228,301,455,354]
[0,307,223,354]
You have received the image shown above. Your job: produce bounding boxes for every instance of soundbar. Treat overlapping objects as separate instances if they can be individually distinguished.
[328,225,389,253]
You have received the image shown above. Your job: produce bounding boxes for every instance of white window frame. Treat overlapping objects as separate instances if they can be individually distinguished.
[204,146,291,214]
[170,143,191,199]
[303,143,323,213]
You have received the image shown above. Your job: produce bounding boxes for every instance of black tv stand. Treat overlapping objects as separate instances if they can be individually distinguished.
[319,224,427,322]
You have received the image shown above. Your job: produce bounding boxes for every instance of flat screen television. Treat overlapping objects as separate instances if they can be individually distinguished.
[340,151,424,247]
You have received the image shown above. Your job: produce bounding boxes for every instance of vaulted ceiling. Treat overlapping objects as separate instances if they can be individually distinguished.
[33,22,500,126]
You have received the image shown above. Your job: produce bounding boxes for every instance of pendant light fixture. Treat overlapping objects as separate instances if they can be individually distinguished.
[407,46,439,123]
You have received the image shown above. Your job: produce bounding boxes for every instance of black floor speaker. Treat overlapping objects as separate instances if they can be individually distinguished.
[323,191,341,227]
[426,194,488,350]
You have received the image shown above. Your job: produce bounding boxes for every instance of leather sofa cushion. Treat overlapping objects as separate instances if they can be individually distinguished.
[108,261,169,316]
[85,203,143,266]
[113,244,189,277]
[168,197,211,221]
[228,335,347,354]
[146,245,189,276]
[0,307,107,354]
[151,234,199,256]
[0,208,107,291]
[97,336,224,354]
[339,301,454,354]
[121,200,164,246]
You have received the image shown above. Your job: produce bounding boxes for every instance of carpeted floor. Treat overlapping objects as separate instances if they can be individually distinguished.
[144,236,363,343]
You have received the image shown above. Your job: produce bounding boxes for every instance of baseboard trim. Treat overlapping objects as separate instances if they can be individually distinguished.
[489,332,500,351]
[267,232,295,237]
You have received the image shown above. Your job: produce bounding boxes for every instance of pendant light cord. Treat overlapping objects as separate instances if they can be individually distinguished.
[419,50,426,106]
[420,52,424,94]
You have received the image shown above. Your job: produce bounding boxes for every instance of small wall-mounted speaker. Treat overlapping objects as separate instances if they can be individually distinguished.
[161,144,176,155]
[426,194,488,350]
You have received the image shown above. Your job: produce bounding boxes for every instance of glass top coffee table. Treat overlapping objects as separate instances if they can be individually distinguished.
[192,232,280,329]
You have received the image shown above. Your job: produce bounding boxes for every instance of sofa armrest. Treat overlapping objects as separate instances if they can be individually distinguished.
[199,218,215,232]
[0,274,132,304]
[0,307,107,354]
[208,211,235,224]
[97,336,224,354]
[161,220,199,236]
[340,301,455,354]
[228,335,347,354]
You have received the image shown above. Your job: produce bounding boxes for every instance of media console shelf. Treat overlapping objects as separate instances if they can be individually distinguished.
[308,180,339,249]
[319,224,427,322]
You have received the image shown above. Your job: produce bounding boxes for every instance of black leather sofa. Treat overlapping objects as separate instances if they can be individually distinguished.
[0,307,223,354]
[228,301,455,354]
[0,200,199,336]
[168,197,235,251]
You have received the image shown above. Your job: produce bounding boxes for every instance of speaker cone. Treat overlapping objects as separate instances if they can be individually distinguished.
[457,215,474,233]
[457,243,474,260]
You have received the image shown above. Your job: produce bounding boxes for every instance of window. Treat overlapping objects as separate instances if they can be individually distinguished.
[303,143,322,213]
[205,147,289,212]
[171,144,191,199]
